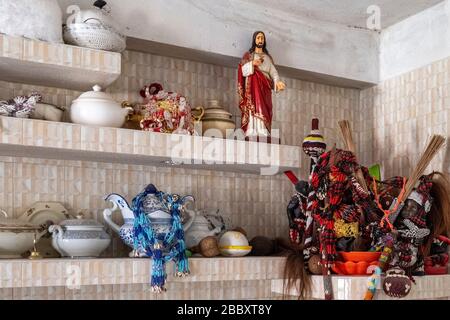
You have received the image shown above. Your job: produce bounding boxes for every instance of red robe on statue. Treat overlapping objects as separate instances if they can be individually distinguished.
[238,52,274,134]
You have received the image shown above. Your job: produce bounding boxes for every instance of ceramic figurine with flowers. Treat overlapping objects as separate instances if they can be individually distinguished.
[0,92,42,118]
[139,83,195,135]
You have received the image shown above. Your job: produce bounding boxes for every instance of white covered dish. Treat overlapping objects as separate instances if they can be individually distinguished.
[49,213,111,258]
[70,85,132,128]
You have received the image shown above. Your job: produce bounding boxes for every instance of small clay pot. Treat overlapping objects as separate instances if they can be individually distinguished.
[195,236,220,258]
[308,255,323,275]
[383,267,412,298]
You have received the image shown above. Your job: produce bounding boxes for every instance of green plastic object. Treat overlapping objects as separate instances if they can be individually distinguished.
[369,164,381,181]
[185,250,193,257]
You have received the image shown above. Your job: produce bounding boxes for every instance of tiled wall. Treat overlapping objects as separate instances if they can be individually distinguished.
[358,57,450,178]
[2,43,450,300]
[0,49,359,251]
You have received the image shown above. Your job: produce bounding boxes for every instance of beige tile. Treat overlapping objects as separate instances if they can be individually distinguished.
[116,128,135,154]
[0,116,23,145]
[113,283,155,300]
[0,289,13,300]
[37,260,66,287]
[65,284,114,300]
[13,286,65,300]
[0,34,23,59]
[0,161,14,215]
[23,38,64,65]
[64,163,114,222]
[13,161,65,218]
[22,119,81,150]
[0,261,22,288]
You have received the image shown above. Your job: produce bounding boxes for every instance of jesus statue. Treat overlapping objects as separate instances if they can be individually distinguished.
[238,31,286,139]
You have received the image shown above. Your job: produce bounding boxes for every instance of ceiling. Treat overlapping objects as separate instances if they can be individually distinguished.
[241,0,444,29]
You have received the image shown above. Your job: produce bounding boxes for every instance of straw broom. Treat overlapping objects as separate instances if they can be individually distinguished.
[385,134,445,225]
[364,135,446,300]
[338,120,369,192]
[402,135,446,200]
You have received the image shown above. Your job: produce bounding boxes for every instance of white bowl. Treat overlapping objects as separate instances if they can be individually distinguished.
[31,103,65,122]
[0,230,37,258]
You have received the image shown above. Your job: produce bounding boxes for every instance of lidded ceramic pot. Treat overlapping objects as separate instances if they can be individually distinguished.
[63,0,126,52]
[199,100,236,138]
[49,213,111,258]
[0,210,45,258]
[70,85,132,128]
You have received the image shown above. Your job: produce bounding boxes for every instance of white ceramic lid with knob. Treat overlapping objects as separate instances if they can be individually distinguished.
[73,85,115,103]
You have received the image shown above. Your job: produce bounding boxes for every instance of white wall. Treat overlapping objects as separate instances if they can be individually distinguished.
[57,0,379,85]
[380,0,450,81]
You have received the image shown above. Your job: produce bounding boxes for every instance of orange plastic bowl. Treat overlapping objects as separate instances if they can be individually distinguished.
[339,251,381,263]
[332,261,379,275]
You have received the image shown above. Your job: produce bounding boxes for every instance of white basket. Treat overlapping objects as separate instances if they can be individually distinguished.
[63,23,126,53]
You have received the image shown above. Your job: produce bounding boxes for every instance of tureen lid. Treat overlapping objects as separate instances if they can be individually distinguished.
[79,1,119,30]
[0,209,42,230]
[202,100,233,121]
[202,108,233,120]
[74,85,118,104]
[59,212,104,230]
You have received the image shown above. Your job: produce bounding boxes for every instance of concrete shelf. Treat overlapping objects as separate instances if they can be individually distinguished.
[1,256,447,300]
[272,274,450,300]
[0,117,300,175]
[0,257,286,289]
[0,34,121,91]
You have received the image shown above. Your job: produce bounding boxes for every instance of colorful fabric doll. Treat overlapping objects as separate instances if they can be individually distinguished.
[132,184,190,292]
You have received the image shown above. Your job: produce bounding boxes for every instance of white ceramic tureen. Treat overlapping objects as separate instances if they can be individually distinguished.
[48,213,111,258]
[70,85,132,128]
[0,210,46,259]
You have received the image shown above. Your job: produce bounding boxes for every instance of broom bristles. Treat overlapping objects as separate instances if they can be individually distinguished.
[338,120,369,192]
[402,135,446,201]
[339,120,356,153]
